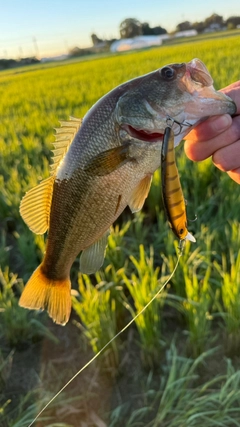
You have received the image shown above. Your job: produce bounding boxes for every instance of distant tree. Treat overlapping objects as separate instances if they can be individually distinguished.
[69,47,94,57]
[0,59,16,70]
[142,22,154,35]
[69,46,82,56]
[119,18,142,38]
[176,21,193,32]
[152,25,167,35]
[0,57,39,70]
[192,21,206,33]
[91,33,103,46]
[141,22,167,36]
[191,14,225,33]
[226,16,240,29]
[205,13,224,26]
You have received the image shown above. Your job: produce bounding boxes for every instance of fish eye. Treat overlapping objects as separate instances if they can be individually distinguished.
[179,228,184,235]
[160,67,175,80]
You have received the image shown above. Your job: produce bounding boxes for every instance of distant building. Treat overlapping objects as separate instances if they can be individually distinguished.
[203,23,226,33]
[41,54,69,63]
[110,35,169,52]
[174,30,198,38]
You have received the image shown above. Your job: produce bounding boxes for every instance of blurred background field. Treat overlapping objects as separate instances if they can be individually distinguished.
[1,33,240,426]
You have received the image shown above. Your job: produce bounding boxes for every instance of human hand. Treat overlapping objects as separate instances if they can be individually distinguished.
[184,81,240,184]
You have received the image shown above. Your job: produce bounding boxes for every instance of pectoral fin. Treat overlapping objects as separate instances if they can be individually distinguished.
[20,177,54,234]
[84,143,133,176]
[128,175,152,213]
[80,230,110,274]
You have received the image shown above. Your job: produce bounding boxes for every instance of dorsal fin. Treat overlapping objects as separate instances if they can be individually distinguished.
[50,116,82,176]
[20,117,82,234]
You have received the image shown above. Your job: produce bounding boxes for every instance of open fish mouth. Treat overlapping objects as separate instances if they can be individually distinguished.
[122,118,193,144]
[123,124,164,143]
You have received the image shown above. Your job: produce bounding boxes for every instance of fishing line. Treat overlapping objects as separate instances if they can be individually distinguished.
[27,251,182,427]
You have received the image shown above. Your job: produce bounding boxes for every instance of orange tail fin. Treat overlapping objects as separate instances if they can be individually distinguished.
[19,264,71,325]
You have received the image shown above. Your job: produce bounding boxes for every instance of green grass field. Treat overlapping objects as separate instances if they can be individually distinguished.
[1,34,240,426]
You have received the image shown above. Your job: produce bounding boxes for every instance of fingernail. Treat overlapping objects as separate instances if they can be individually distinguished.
[212,114,231,132]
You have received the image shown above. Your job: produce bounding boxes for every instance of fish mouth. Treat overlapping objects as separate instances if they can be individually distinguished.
[123,124,164,143]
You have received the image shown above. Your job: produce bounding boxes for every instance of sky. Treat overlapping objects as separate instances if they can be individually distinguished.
[1,0,240,59]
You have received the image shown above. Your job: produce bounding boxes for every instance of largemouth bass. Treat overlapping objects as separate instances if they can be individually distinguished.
[19,58,236,325]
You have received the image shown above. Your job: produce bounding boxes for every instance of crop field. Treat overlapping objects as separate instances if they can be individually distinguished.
[1,33,240,426]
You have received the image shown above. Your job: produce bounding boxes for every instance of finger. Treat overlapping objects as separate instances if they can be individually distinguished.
[213,140,240,171]
[221,85,240,114]
[185,114,232,142]
[185,81,240,143]
[222,80,240,91]
[227,168,240,185]
[185,115,240,161]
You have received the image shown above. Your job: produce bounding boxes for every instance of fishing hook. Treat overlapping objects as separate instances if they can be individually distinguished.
[166,115,192,136]
[188,213,198,223]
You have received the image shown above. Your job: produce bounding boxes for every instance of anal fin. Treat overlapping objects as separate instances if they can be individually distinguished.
[128,175,152,213]
[80,230,110,274]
